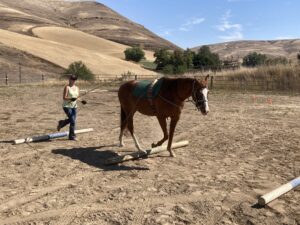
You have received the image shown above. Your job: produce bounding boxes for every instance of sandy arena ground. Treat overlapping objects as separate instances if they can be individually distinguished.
[0,84,299,225]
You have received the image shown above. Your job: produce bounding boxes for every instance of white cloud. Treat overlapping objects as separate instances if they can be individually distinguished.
[216,10,243,41]
[158,17,205,37]
[180,17,205,32]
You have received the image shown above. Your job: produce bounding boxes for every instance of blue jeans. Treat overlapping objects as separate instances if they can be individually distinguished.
[61,107,77,139]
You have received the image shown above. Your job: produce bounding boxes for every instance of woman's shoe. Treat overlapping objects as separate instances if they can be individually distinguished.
[69,137,77,141]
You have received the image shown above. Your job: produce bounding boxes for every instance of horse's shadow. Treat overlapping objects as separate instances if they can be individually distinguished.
[52,145,149,171]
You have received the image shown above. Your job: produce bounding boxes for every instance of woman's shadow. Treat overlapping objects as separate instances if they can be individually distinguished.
[52,144,149,171]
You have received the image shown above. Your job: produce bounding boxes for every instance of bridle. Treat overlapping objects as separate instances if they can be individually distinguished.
[187,79,208,111]
[159,79,208,110]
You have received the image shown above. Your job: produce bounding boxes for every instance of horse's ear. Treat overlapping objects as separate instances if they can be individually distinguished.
[205,74,209,81]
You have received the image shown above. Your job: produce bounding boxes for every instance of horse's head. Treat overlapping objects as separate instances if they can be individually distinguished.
[192,74,210,115]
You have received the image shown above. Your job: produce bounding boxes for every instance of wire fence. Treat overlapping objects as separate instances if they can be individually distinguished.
[205,75,300,92]
[0,73,48,85]
[1,72,300,93]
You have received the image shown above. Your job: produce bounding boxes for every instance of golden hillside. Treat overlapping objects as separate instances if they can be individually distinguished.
[192,40,300,61]
[32,26,155,61]
[0,28,156,76]
[0,0,173,78]
[0,0,179,50]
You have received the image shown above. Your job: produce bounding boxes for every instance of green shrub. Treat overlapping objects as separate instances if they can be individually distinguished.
[193,46,221,70]
[154,49,173,70]
[242,52,267,67]
[63,61,95,81]
[174,65,187,74]
[162,64,174,74]
[124,46,145,62]
[140,59,157,70]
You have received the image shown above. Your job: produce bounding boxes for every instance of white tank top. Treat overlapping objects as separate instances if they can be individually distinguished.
[63,85,79,108]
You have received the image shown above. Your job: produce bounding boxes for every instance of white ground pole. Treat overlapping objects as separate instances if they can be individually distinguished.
[258,176,300,206]
[105,141,189,165]
[13,128,94,145]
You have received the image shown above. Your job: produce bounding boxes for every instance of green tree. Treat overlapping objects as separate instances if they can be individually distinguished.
[162,64,174,74]
[124,46,145,62]
[154,48,195,74]
[174,65,187,74]
[183,48,195,69]
[297,51,300,64]
[193,46,221,70]
[242,52,267,67]
[64,61,94,81]
[154,49,172,70]
[171,50,192,74]
[171,50,185,67]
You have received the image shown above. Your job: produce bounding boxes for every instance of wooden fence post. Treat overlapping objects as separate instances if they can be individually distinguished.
[210,76,214,89]
[5,73,8,86]
[135,75,137,80]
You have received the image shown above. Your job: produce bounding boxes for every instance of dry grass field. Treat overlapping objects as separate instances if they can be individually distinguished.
[0,84,299,225]
[0,28,156,76]
[31,26,155,61]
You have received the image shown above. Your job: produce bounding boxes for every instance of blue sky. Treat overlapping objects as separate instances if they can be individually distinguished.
[96,0,300,49]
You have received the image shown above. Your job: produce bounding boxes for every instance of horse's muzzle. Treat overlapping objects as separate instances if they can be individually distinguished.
[199,107,209,115]
[201,111,209,115]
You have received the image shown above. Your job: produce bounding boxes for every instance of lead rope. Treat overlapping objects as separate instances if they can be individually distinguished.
[159,79,199,109]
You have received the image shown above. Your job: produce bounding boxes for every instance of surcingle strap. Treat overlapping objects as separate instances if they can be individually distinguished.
[147,79,158,107]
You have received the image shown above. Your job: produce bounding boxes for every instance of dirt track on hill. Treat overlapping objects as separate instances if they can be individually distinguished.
[0,85,299,225]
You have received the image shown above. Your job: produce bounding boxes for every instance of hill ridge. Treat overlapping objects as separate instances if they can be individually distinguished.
[192,39,300,61]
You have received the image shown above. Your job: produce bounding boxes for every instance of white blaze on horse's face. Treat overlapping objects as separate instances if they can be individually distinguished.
[201,88,209,114]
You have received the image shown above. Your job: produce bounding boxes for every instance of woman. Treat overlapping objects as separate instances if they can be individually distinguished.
[57,74,80,140]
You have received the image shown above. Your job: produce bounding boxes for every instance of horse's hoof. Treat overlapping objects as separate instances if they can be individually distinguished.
[137,150,147,157]
[170,152,176,157]
[151,143,157,148]
[119,143,125,147]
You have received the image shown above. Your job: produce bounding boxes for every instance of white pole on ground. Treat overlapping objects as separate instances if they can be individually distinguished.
[13,128,94,145]
[105,141,189,165]
[258,176,300,206]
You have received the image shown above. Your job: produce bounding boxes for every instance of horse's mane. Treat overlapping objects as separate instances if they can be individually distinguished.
[158,77,195,101]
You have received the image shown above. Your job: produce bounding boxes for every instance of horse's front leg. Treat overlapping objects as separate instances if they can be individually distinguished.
[167,116,179,157]
[152,116,168,148]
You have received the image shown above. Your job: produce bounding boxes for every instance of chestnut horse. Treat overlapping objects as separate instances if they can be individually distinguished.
[118,75,210,157]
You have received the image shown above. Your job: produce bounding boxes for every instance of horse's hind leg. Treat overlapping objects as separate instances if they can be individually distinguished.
[119,106,127,147]
[127,114,145,153]
[152,116,168,148]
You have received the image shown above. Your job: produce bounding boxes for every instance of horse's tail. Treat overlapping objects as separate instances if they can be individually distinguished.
[120,106,127,129]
